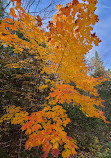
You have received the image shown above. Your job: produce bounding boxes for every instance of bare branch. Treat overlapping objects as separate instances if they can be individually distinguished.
[4,1,11,10]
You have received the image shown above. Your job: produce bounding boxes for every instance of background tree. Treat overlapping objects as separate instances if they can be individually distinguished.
[89,51,111,122]
[88,51,105,78]
[0,12,55,158]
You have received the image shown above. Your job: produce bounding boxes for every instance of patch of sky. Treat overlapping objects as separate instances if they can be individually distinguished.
[3,0,111,69]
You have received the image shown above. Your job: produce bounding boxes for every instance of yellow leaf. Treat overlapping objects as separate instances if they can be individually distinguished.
[56,4,62,10]
[53,142,59,149]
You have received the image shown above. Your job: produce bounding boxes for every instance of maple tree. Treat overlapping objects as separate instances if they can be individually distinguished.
[0,0,109,157]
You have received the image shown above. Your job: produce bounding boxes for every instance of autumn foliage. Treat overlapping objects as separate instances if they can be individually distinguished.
[0,0,109,157]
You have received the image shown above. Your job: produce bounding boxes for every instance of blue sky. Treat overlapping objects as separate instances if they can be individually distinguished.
[91,0,111,70]
[6,0,111,70]
[35,0,111,70]
[60,0,111,70]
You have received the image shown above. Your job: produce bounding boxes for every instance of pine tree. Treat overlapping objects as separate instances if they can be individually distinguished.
[89,51,105,78]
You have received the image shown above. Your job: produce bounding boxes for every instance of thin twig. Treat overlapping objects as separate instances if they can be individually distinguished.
[18,132,22,158]
[4,1,11,10]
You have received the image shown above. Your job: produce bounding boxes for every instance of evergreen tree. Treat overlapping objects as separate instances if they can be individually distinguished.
[89,51,111,122]
[89,51,105,78]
